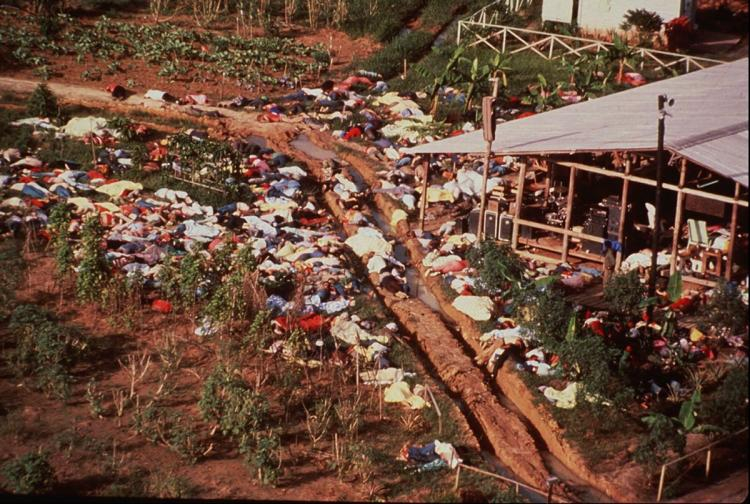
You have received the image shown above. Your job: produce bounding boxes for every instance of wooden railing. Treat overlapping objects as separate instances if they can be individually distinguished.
[457,14,725,75]
[656,426,749,502]
[454,463,569,503]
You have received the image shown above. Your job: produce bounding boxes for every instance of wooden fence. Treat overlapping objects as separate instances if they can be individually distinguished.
[457,6,725,75]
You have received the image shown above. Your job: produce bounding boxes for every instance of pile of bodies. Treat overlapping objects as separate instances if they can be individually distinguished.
[0,120,437,414]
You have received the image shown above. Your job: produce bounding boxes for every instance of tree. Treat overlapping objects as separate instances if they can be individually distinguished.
[26,83,58,119]
[620,9,663,46]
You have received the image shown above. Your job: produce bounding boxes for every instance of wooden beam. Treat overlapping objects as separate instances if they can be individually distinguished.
[561,166,576,263]
[615,158,631,270]
[515,217,605,243]
[518,237,605,263]
[418,158,430,232]
[556,161,748,208]
[725,182,742,281]
[511,162,527,250]
[670,159,688,275]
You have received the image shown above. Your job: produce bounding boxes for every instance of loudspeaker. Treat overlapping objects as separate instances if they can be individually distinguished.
[498,214,513,242]
[484,211,498,240]
[468,209,480,235]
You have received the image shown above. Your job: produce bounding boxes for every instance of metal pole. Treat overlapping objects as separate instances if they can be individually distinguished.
[648,95,668,318]
[705,449,712,478]
[478,79,500,241]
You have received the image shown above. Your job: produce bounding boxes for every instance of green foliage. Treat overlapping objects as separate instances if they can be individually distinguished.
[6,304,88,399]
[633,412,685,468]
[48,203,74,279]
[697,280,748,335]
[702,364,749,433]
[244,310,274,353]
[86,378,105,418]
[516,283,571,350]
[26,83,58,119]
[357,30,435,79]
[466,240,526,297]
[75,215,109,304]
[603,270,644,317]
[242,430,281,486]
[133,404,205,464]
[342,0,426,41]
[106,116,137,141]
[177,249,205,309]
[621,9,663,33]
[666,271,683,302]
[0,240,25,320]
[199,364,270,440]
[1,451,56,494]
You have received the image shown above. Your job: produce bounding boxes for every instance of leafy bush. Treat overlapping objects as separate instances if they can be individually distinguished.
[1,451,56,494]
[603,270,645,317]
[242,430,281,486]
[199,364,270,440]
[48,203,74,279]
[517,283,572,350]
[697,280,748,335]
[702,364,748,433]
[75,215,109,304]
[6,304,88,399]
[466,240,526,296]
[633,412,685,469]
[26,83,58,119]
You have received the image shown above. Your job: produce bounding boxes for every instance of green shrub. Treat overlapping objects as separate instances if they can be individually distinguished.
[517,283,572,350]
[75,215,109,304]
[603,270,645,317]
[26,83,58,119]
[466,240,526,296]
[199,364,270,440]
[1,451,56,494]
[698,280,748,335]
[48,203,74,279]
[6,304,88,399]
[702,364,748,433]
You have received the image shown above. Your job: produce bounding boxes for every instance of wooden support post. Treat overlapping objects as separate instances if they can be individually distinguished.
[402,58,407,80]
[670,160,688,275]
[453,465,461,491]
[725,182,741,281]
[418,158,430,232]
[656,464,667,502]
[615,158,632,270]
[705,449,712,478]
[561,165,576,263]
[511,162,527,250]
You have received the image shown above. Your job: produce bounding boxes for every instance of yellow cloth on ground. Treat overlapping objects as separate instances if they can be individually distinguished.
[390,209,408,227]
[67,197,96,211]
[544,382,579,409]
[95,180,143,198]
[384,381,429,410]
[689,327,705,342]
[424,186,455,203]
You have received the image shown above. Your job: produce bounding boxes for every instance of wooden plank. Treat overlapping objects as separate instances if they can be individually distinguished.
[615,158,631,270]
[670,160,688,275]
[561,166,576,263]
[725,182,741,281]
[556,161,748,208]
[511,163,527,249]
[515,217,605,243]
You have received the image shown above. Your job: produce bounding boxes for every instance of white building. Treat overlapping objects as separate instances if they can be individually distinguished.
[542,0,697,30]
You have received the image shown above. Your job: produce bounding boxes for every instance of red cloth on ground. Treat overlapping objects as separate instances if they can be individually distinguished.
[516,111,536,119]
[299,216,328,226]
[669,297,693,312]
[274,313,325,332]
[152,299,172,313]
[343,127,362,140]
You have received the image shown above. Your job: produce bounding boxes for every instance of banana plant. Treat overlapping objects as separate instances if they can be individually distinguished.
[457,52,512,113]
[605,34,640,85]
[417,45,465,116]
[521,73,563,112]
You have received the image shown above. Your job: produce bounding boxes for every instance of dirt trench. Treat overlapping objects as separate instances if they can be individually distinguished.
[298,131,649,503]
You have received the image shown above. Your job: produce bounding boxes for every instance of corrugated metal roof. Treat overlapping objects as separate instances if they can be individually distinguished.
[404,58,748,187]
